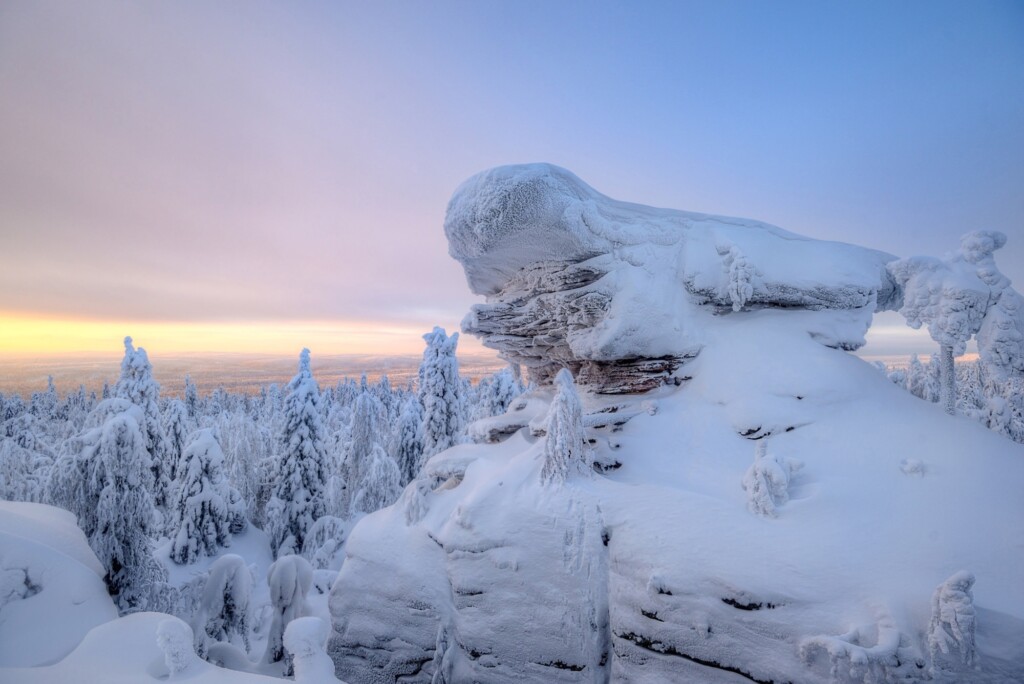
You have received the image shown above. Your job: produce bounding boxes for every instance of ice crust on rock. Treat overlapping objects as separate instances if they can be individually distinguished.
[447,163,898,390]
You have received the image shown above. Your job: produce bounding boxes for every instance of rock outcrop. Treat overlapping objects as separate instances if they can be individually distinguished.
[446,163,899,391]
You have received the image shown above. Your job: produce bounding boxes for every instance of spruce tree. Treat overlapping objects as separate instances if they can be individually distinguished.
[115,337,172,511]
[540,369,587,486]
[419,327,466,459]
[169,428,241,564]
[90,408,167,611]
[393,395,425,486]
[345,392,401,516]
[266,349,328,556]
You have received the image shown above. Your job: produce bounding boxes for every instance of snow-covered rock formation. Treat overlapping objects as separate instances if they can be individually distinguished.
[447,164,899,391]
[327,165,1024,683]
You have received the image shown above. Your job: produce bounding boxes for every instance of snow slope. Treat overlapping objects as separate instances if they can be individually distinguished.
[0,501,118,667]
[329,308,1024,683]
[328,165,1024,683]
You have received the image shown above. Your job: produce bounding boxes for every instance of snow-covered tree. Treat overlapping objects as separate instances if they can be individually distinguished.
[115,337,173,510]
[400,477,432,526]
[193,554,252,656]
[718,243,758,312]
[263,554,313,666]
[345,392,402,516]
[889,231,1024,415]
[540,368,587,486]
[961,231,1024,381]
[169,428,243,564]
[0,413,53,502]
[162,399,191,485]
[392,395,425,486]
[184,375,199,419]
[928,571,977,674]
[742,440,801,517]
[301,515,348,570]
[89,406,167,611]
[284,617,342,684]
[157,618,198,678]
[431,620,464,684]
[419,327,466,459]
[888,257,988,415]
[266,349,328,557]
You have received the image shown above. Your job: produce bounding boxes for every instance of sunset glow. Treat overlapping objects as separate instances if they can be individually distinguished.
[0,312,488,358]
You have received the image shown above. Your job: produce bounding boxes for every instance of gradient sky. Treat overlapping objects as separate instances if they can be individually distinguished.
[1,0,1022,359]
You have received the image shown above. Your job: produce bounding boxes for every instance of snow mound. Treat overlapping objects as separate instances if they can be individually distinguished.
[447,164,898,390]
[329,306,1024,684]
[0,501,118,667]
[0,612,283,683]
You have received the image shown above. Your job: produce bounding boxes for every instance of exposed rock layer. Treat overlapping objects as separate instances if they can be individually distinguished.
[446,164,899,392]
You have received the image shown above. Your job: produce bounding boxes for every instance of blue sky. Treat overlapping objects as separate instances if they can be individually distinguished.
[0,0,1021,357]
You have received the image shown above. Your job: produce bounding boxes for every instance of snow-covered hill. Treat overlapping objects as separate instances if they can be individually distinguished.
[327,166,1024,683]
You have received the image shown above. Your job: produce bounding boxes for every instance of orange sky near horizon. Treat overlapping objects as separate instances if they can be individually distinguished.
[0,312,490,358]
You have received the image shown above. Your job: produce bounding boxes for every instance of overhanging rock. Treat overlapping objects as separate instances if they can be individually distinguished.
[446,163,899,392]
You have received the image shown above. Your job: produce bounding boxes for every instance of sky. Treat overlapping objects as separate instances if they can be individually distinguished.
[1,0,1022,362]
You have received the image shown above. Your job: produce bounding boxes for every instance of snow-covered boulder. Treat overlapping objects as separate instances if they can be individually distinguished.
[447,163,898,391]
[0,612,283,683]
[0,501,118,667]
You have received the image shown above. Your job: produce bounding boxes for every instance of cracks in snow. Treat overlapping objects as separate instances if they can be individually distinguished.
[0,565,42,610]
[721,597,778,611]
[614,630,785,684]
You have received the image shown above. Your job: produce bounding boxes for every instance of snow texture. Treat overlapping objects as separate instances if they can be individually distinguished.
[284,617,346,683]
[928,571,978,674]
[447,163,898,390]
[156,618,197,677]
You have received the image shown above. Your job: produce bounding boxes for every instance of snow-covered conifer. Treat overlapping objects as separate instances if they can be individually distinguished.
[30,375,58,419]
[263,554,313,666]
[90,408,167,610]
[928,570,977,673]
[184,375,199,419]
[301,515,348,569]
[115,337,173,510]
[346,392,402,516]
[194,554,252,655]
[742,440,800,517]
[162,399,191,485]
[719,243,757,312]
[284,617,343,683]
[393,395,425,486]
[961,231,1024,382]
[419,327,466,459]
[169,428,242,564]
[266,349,328,556]
[157,618,198,678]
[431,620,461,684]
[540,368,587,486]
[889,232,1024,415]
